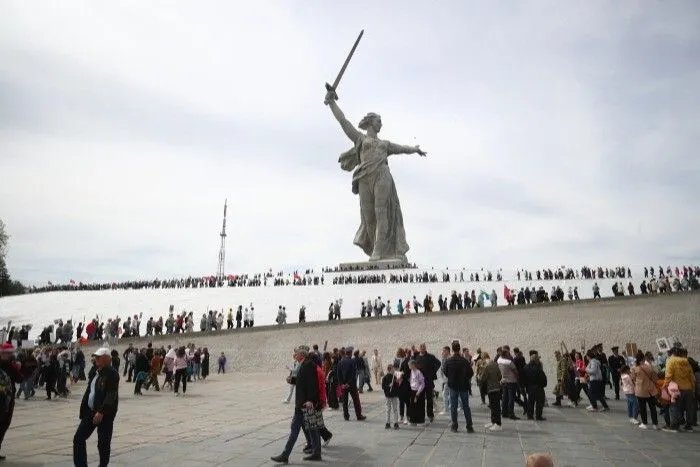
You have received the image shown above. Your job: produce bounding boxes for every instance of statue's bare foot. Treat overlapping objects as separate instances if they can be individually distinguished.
[369,254,381,262]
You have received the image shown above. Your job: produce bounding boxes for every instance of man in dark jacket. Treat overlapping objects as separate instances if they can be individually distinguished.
[271,345,322,464]
[442,341,474,433]
[512,347,528,414]
[133,349,150,395]
[607,346,625,400]
[337,348,366,421]
[414,343,441,422]
[522,351,547,421]
[122,343,134,381]
[73,347,119,467]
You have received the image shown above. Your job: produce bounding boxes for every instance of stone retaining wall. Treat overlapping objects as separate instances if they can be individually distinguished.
[77,292,699,385]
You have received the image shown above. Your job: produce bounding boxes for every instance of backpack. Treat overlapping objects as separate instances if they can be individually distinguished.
[316,365,327,408]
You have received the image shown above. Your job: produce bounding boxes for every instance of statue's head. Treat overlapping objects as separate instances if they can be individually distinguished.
[359,112,382,133]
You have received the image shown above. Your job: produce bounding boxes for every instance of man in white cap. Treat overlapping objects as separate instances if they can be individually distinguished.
[73,347,120,467]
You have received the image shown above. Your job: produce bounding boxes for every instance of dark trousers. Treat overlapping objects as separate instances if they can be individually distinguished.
[588,381,608,409]
[408,389,426,424]
[660,404,671,427]
[134,379,144,394]
[611,371,621,399]
[174,369,187,393]
[637,396,658,426]
[319,426,332,442]
[517,382,529,410]
[399,388,409,418]
[425,382,435,420]
[73,416,114,467]
[342,386,362,419]
[45,378,59,399]
[488,390,502,425]
[449,388,473,429]
[144,374,160,391]
[575,379,590,403]
[0,397,14,450]
[281,409,314,457]
[163,370,173,387]
[501,382,518,418]
[478,379,487,404]
[670,390,694,430]
[57,370,68,395]
[358,372,373,392]
[526,385,545,419]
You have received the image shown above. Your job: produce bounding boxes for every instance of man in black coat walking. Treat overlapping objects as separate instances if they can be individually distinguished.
[73,347,120,467]
[271,345,322,464]
[522,351,547,421]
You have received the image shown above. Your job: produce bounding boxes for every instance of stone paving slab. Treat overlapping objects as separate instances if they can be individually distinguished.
[2,372,699,466]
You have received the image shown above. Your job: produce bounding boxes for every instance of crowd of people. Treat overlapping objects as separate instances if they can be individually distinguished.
[24,264,700,295]
[4,265,698,348]
[1,322,699,464]
[269,337,698,464]
[22,305,258,346]
[0,336,225,464]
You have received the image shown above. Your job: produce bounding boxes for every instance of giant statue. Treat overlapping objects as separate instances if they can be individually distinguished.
[324,31,426,264]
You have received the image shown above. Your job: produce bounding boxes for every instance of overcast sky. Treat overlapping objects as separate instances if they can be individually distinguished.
[1,2,699,285]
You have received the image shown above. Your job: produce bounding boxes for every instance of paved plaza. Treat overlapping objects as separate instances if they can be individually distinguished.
[4,371,700,466]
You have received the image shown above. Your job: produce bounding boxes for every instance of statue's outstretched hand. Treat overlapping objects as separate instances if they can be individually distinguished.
[415,145,427,157]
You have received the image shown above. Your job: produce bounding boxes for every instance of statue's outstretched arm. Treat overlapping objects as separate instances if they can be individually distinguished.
[388,142,427,157]
[327,100,362,144]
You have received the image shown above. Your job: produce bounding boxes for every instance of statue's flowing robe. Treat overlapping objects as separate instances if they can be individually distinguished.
[338,135,409,260]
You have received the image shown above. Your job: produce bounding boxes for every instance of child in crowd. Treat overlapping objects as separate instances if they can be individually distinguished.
[382,364,400,429]
[620,365,639,424]
[217,352,226,374]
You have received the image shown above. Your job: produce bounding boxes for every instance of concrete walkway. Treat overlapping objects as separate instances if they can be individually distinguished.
[3,372,699,466]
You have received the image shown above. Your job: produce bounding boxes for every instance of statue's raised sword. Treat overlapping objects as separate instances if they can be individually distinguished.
[325,29,364,102]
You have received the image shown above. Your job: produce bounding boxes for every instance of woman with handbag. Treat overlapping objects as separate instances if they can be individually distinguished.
[630,352,659,429]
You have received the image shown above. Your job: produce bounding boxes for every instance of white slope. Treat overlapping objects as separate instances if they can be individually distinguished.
[0,268,650,340]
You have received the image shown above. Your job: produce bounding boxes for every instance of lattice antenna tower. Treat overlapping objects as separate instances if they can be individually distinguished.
[216,199,227,281]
